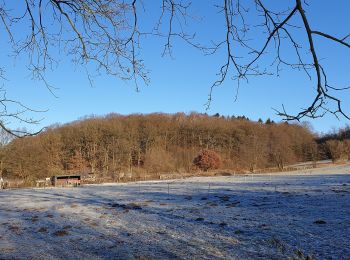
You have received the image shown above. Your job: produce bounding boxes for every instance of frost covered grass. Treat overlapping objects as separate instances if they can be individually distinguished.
[1,165,350,259]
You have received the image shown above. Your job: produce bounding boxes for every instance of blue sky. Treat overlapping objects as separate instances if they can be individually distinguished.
[0,1,349,134]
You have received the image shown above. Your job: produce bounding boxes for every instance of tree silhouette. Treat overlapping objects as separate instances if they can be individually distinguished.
[0,1,349,135]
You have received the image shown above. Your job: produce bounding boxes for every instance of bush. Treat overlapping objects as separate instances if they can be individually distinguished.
[193,149,221,171]
[325,140,343,162]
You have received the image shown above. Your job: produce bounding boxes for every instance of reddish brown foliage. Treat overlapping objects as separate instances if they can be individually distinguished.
[1,113,319,181]
[193,150,221,171]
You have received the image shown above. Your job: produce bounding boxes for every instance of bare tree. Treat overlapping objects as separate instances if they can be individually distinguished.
[0,0,349,135]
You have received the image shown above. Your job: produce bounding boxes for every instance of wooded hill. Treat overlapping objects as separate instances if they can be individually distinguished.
[0,113,342,183]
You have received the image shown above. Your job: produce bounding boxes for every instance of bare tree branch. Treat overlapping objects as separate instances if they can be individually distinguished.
[0,0,349,136]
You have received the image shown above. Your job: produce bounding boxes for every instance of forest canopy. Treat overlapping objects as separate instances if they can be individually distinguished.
[0,113,322,183]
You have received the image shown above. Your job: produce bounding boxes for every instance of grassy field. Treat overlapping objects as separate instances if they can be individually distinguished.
[1,165,350,259]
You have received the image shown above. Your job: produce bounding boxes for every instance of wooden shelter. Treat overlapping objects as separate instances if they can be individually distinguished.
[51,175,81,187]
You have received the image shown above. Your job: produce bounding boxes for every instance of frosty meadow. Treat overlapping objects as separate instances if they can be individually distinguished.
[1,164,349,259]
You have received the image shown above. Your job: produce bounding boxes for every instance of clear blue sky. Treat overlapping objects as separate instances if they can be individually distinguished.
[0,1,349,134]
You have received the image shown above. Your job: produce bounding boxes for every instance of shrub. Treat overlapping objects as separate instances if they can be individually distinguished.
[325,140,343,162]
[193,149,221,171]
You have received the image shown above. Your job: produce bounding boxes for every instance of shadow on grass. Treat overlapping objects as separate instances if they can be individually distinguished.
[0,173,349,259]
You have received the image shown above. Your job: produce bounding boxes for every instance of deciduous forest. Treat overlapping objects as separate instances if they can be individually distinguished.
[1,113,348,185]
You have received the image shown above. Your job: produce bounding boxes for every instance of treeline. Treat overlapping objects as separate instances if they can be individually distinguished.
[0,113,320,182]
[317,126,350,162]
